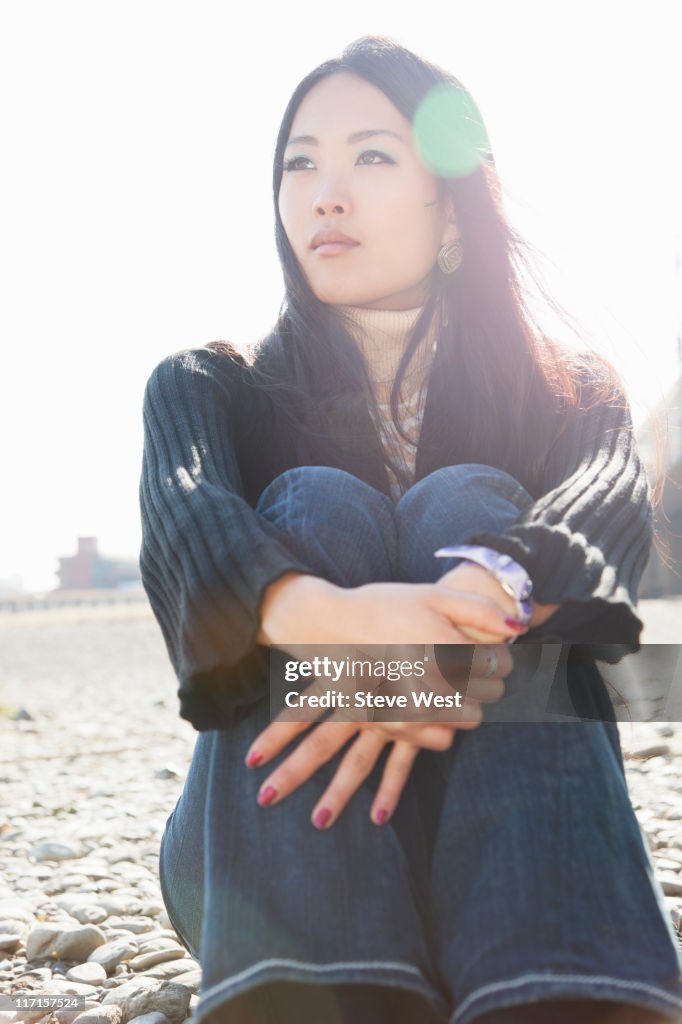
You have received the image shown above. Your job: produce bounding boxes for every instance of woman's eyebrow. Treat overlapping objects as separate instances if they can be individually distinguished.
[285,128,408,148]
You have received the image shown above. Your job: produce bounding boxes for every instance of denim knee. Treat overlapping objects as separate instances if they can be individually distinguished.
[257,465,391,510]
[397,464,533,516]
[395,464,533,585]
[255,465,399,587]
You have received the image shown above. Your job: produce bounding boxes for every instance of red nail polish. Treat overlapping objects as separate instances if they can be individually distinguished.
[375,808,389,826]
[257,785,277,806]
[313,807,333,829]
[504,617,527,632]
[245,750,263,768]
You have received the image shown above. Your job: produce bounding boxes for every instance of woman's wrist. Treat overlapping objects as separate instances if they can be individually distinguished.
[257,572,340,646]
[434,544,534,626]
[438,562,518,616]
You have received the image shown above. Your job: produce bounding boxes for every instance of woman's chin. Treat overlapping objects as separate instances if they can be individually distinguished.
[311,284,377,307]
[308,277,432,310]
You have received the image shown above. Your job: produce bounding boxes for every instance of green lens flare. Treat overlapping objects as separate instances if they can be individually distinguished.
[413,83,491,178]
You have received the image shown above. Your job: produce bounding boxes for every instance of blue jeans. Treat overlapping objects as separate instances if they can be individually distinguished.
[159,465,682,1024]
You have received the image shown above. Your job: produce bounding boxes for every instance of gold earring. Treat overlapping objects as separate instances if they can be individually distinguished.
[437,239,463,275]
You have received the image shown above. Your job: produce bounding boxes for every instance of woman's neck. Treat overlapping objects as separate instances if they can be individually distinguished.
[336,304,438,393]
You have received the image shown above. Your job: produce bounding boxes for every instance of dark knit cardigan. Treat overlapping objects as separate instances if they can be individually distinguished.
[138,344,653,731]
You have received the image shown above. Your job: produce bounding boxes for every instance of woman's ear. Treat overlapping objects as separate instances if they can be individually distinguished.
[440,200,460,247]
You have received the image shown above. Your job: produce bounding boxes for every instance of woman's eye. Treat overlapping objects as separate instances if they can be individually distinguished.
[282,151,395,172]
[283,156,314,172]
[356,150,395,166]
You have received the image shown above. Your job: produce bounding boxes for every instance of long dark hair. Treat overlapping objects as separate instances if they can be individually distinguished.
[214,36,652,504]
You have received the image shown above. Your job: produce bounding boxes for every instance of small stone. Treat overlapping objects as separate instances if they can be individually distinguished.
[0,901,34,923]
[101,977,159,1003]
[630,743,671,760]
[136,939,183,956]
[659,874,682,897]
[47,979,101,996]
[87,939,139,975]
[54,895,96,914]
[54,925,107,963]
[127,1015,169,1024]
[9,1010,46,1024]
[76,863,112,882]
[102,979,191,1024]
[55,1003,100,1024]
[0,933,22,952]
[109,866,151,883]
[71,906,108,926]
[104,847,140,866]
[17,967,53,984]
[71,1007,123,1024]
[30,843,82,863]
[115,919,155,936]
[660,848,682,864]
[59,876,96,892]
[154,767,183,781]
[169,970,200,995]
[654,858,682,873]
[92,880,120,894]
[66,961,108,985]
[138,904,164,920]
[129,949,186,972]
[26,924,63,960]
[144,962,197,982]
[97,898,142,917]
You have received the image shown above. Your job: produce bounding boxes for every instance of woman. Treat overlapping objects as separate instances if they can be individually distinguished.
[139,36,682,1024]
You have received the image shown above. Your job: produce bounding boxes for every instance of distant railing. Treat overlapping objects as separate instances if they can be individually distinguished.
[0,588,150,614]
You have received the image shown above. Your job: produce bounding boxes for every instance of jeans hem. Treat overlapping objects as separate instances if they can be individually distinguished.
[195,958,450,1022]
[451,971,682,1024]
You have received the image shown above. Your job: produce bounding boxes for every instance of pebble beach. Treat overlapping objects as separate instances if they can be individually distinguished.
[1,600,681,1023]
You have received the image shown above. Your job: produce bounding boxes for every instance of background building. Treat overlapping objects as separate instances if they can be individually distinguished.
[57,536,141,590]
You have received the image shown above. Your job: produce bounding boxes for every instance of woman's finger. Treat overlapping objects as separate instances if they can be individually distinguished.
[253,719,360,808]
[244,719,313,769]
[368,721,458,751]
[369,741,421,827]
[430,587,528,639]
[471,643,514,678]
[245,669,338,768]
[430,641,513,683]
[308,729,388,830]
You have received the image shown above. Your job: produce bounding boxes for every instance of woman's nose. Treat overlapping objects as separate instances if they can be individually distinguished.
[312,179,352,217]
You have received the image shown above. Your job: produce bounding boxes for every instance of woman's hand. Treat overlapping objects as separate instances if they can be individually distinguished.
[258,572,528,650]
[437,561,562,636]
[436,561,520,642]
[250,573,525,829]
[245,642,514,830]
[248,718,424,829]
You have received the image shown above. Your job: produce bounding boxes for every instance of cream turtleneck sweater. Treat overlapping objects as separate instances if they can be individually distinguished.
[337,304,439,501]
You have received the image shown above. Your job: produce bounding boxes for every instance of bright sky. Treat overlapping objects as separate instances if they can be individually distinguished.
[1,1,680,591]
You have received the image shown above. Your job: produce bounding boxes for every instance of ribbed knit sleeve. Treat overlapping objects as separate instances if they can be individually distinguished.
[466,355,653,654]
[139,348,312,731]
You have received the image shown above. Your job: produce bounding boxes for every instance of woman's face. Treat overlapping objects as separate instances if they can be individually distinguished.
[278,72,459,310]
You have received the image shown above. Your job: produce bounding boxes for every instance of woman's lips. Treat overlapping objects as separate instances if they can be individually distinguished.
[312,241,359,256]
